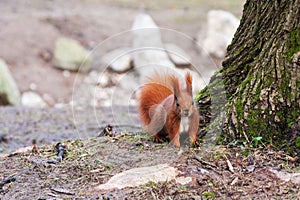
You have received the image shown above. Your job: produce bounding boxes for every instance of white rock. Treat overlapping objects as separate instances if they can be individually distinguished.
[21,91,47,108]
[175,176,192,185]
[132,13,175,79]
[101,48,132,73]
[97,73,110,87]
[0,59,21,106]
[62,70,71,78]
[53,37,93,72]
[164,43,191,66]
[268,168,300,184]
[94,164,178,191]
[201,10,239,58]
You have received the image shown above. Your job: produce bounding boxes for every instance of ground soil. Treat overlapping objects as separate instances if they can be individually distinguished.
[0,131,299,199]
[0,0,244,104]
[1,1,299,199]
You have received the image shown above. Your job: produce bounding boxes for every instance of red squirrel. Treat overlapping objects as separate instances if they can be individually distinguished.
[137,71,200,147]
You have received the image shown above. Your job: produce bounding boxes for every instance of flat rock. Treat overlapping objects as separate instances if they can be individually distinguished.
[21,91,47,108]
[132,13,175,79]
[268,168,300,184]
[164,43,191,66]
[0,59,21,106]
[101,48,132,73]
[53,37,93,72]
[93,164,178,193]
[201,10,239,58]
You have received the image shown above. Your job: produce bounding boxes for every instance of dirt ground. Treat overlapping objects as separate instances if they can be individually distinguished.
[0,0,245,104]
[0,132,299,199]
[0,106,299,199]
[1,0,299,199]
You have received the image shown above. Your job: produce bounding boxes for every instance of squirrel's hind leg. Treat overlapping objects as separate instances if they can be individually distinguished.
[153,127,168,143]
[146,104,167,138]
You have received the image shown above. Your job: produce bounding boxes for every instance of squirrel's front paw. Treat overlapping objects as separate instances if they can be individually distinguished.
[153,134,166,143]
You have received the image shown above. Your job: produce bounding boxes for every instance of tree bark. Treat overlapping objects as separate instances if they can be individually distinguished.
[197,0,300,155]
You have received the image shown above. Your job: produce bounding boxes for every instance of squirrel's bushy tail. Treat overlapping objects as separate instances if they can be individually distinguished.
[137,72,176,125]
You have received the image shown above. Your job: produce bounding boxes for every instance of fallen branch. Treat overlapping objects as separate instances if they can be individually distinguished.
[50,187,75,195]
[193,155,218,168]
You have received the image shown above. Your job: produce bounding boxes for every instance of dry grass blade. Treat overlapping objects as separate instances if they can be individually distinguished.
[224,154,234,173]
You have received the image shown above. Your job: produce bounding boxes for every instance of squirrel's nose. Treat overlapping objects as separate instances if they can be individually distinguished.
[183,110,189,117]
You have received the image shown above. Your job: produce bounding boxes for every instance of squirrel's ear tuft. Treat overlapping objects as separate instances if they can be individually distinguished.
[185,72,192,85]
[169,74,180,98]
[185,72,192,94]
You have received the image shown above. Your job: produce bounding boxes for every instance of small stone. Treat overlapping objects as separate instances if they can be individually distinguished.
[21,91,47,108]
[175,176,192,185]
[62,70,71,78]
[53,37,93,72]
[268,168,300,184]
[101,48,132,73]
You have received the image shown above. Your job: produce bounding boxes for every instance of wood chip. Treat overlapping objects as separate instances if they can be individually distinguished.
[230,177,239,186]
[226,158,234,173]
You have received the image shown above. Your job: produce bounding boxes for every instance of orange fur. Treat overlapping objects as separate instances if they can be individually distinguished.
[185,72,192,86]
[137,71,200,147]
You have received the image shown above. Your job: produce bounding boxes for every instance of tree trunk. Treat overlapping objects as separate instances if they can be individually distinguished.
[197,0,300,155]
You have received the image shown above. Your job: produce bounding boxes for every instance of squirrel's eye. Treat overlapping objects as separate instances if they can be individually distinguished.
[192,101,194,105]
[176,101,180,107]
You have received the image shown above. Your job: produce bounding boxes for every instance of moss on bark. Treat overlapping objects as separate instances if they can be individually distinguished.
[196,0,300,156]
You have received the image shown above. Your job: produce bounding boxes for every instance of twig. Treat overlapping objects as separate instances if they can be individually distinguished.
[193,155,218,168]
[0,168,29,192]
[50,187,75,195]
[0,176,16,189]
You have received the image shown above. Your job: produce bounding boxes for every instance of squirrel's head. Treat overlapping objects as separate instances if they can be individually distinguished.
[172,72,194,117]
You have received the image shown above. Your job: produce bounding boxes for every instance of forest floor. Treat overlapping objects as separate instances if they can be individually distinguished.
[0,106,299,199]
[1,0,299,199]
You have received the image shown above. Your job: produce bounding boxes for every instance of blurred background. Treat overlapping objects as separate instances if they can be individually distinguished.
[0,0,245,108]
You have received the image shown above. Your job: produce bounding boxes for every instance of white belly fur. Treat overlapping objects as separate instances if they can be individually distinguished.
[180,116,189,134]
